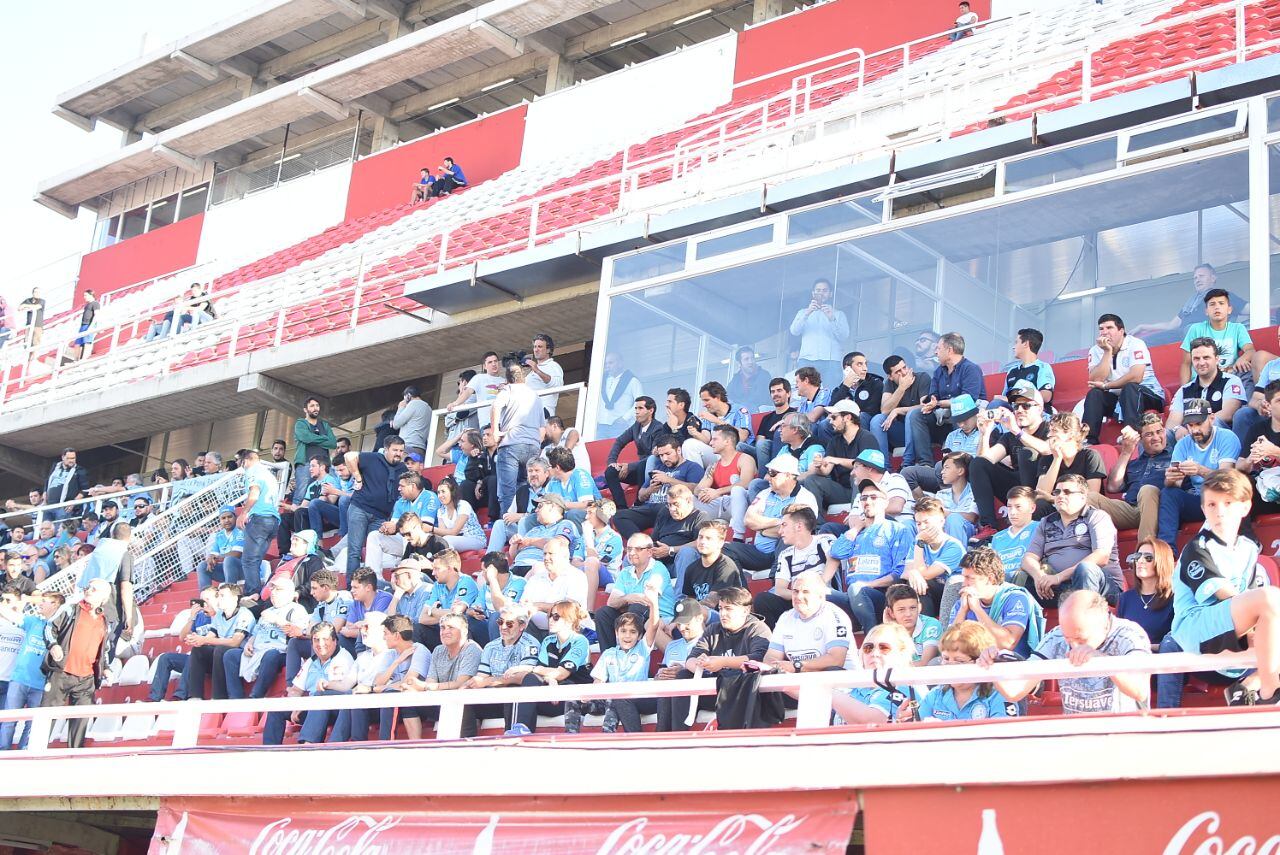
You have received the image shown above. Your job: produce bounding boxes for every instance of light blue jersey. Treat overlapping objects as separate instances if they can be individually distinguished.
[1171,428,1241,493]
[918,685,1012,721]
[830,519,913,587]
[591,639,653,683]
[991,523,1038,581]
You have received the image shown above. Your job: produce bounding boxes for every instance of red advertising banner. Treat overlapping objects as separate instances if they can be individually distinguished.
[862,775,1280,854]
[150,791,857,854]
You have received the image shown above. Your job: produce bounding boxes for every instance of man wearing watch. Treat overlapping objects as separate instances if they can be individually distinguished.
[762,571,854,701]
[969,383,1052,542]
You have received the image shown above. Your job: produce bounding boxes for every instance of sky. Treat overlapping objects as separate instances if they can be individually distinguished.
[0,1,257,315]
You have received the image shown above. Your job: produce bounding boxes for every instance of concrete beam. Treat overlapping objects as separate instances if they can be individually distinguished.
[236,373,317,416]
[170,50,220,82]
[469,20,524,58]
[565,0,744,58]
[259,18,389,81]
[544,53,575,94]
[300,86,350,120]
[351,91,394,120]
[365,0,402,20]
[524,31,567,57]
[404,0,469,23]
[390,51,545,120]
[52,106,95,132]
[0,445,54,487]
[0,812,121,855]
[327,0,368,20]
[218,56,260,81]
[134,76,244,132]
[152,144,208,174]
[34,194,78,220]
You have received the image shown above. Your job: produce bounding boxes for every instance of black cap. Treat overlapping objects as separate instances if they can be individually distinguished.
[673,597,704,626]
[1182,398,1212,424]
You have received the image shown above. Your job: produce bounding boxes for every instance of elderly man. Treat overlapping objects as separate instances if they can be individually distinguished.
[1021,474,1123,605]
[399,613,483,739]
[650,484,708,571]
[41,579,112,749]
[722,456,818,574]
[225,576,309,700]
[905,332,985,467]
[263,622,357,745]
[763,570,854,690]
[520,536,590,631]
[595,533,669,651]
[486,455,551,554]
[980,590,1151,715]
[460,605,542,737]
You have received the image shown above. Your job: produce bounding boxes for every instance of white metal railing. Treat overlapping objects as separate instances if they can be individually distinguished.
[0,649,1255,753]
[0,481,179,531]
[1,1,1268,411]
[422,381,588,463]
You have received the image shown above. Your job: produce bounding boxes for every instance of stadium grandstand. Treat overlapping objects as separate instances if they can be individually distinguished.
[4,0,1280,850]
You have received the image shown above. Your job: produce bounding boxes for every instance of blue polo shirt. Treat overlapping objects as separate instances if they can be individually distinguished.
[930,357,986,402]
[919,686,1012,721]
[396,584,434,622]
[991,523,1038,582]
[514,520,582,564]
[392,490,440,525]
[942,427,981,455]
[1171,428,1241,493]
[546,468,600,504]
[427,575,480,610]
[831,519,913,586]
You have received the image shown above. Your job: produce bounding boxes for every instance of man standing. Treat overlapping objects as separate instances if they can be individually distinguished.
[524,334,565,416]
[1158,399,1241,549]
[492,362,546,515]
[45,449,89,521]
[906,332,985,467]
[291,397,338,503]
[789,278,849,384]
[1082,313,1165,442]
[41,579,112,749]
[343,438,409,578]
[235,449,282,590]
[392,386,431,460]
[597,352,644,438]
[71,290,100,361]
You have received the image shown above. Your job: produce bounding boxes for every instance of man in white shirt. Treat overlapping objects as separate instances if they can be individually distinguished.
[519,535,588,631]
[1082,313,1166,444]
[523,333,565,416]
[492,362,546,516]
[446,352,507,429]
[950,1,979,40]
[763,570,855,701]
[596,351,643,439]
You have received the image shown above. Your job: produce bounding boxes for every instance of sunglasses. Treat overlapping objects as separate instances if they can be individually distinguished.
[862,642,896,654]
[766,469,783,478]
[859,493,885,502]
[1051,488,1082,497]
[497,619,521,628]
[1133,552,1156,562]
[1012,402,1036,411]
[548,613,563,623]
[626,545,652,553]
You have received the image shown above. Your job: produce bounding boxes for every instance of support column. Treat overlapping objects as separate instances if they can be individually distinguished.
[752,0,790,24]
[369,116,401,153]
[544,53,576,95]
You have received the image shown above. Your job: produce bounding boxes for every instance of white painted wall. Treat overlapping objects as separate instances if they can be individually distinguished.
[522,34,738,165]
[195,162,352,268]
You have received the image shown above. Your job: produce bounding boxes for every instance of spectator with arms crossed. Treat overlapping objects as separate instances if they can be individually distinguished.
[1082,313,1165,444]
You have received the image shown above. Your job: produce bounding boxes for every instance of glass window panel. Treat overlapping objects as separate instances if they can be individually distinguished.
[178,184,208,220]
[612,242,687,287]
[786,196,882,244]
[1003,139,1116,193]
[147,194,177,229]
[120,207,147,241]
[1270,96,1280,133]
[1126,110,1241,155]
[695,225,773,260]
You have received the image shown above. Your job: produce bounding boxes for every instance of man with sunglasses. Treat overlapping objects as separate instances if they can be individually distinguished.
[1090,415,1170,543]
[828,480,913,633]
[969,384,1053,542]
[596,534,670,651]
[1021,474,1123,606]
[460,605,541,736]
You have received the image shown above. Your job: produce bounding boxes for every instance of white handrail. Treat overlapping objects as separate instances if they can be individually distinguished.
[0,649,1255,753]
[422,381,587,462]
[1,481,175,530]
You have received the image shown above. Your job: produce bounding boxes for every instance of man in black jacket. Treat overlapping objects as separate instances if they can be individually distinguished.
[603,396,662,508]
[45,448,90,521]
[42,579,112,748]
[657,586,780,730]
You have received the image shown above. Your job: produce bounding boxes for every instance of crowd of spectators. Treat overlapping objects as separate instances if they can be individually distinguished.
[6,272,1280,747]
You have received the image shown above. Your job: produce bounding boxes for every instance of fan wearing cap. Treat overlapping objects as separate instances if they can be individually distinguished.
[721,454,818,574]
[842,449,914,523]
[1166,336,1247,439]
[829,478,914,632]
[1158,397,1241,549]
[508,493,581,573]
[803,399,880,515]
[1082,313,1166,444]
[290,397,338,504]
[968,383,1053,541]
[657,598,707,680]
[900,393,982,496]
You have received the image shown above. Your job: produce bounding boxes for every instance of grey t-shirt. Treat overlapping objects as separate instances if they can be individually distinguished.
[427,639,483,683]
[392,398,431,450]
[1035,617,1150,714]
[494,383,545,447]
[1027,507,1122,592]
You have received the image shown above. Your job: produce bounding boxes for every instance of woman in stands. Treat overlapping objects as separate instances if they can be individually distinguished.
[432,476,487,553]
[1171,469,1280,705]
[830,622,922,725]
[1116,537,1174,650]
[510,600,592,734]
[252,530,324,614]
[902,622,1011,722]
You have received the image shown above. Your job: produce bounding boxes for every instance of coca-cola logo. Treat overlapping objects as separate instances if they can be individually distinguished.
[1163,811,1280,855]
[594,813,806,854]
[249,815,401,855]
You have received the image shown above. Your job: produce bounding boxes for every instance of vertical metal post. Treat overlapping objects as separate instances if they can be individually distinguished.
[275,123,291,189]
[350,253,366,330]
[1249,95,1270,329]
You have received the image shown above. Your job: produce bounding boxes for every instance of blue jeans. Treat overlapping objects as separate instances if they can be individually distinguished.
[241,515,278,588]
[496,443,540,515]
[291,463,311,504]
[148,652,191,702]
[1156,634,1184,709]
[338,494,352,538]
[944,513,975,544]
[197,555,243,589]
[1158,487,1204,551]
[224,647,286,699]
[868,413,909,463]
[308,500,341,535]
[838,587,886,633]
[737,438,775,475]
[811,418,835,446]
[1063,560,1121,606]
[1233,406,1265,449]
[0,682,44,750]
[263,690,346,745]
[345,504,385,575]
[906,408,950,467]
[285,636,314,684]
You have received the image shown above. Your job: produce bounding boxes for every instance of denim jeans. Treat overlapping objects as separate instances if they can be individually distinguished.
[496,443,539,515]
[1155,634,1184,708]
[148,651,191,702]
[868,413,909,462]
[838,587,885,633]
[345,504,385,575]
[737,438,774,478]
[291,462,312,503]
[1233,406,1265,449]
[0,682,44,750]
[1064,560,1121,606]
[337,494,353,538]
[241,515,278,588]
[263,690,346,745]
[1158,487,1204,550]
[308,500,341,535]
[224,647,286,699]
[906,408,950,467]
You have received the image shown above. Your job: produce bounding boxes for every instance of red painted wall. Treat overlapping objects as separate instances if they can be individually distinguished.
[344,104,528,221]
[76,213,204,303]
[733,0,992,98]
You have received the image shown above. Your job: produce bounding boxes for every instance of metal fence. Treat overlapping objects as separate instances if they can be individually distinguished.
[209,126,361,207]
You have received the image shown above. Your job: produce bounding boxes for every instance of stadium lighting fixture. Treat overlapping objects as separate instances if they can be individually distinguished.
[610,31,648,47]
[673,10,713,25]
[480,78,516,92]
[1056,287,1105,301]
[428,97,460,111]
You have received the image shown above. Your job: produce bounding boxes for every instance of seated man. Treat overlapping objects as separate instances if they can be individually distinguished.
[791,366,831,427]
[902,497,966,619]
[428,156,467,196]
[262,622,357,745]
[343,566,393,653]
[1158,399,1241,549]
[460,605,542,737]
[225,576,310,700]
[949,546,1040,659]
[1082,313,1166,443]
[818,351,885,443]
[829,479,914,632]
[509,494,580,573]
[351,613,428,741]
[543,446,599,524]
[542,417,589,481]
[286,570,353,682]
[183,583,256,701]
[870,355,932,462]
[398,613,483,739]
[670,519,741,615]
[1178,288,1255,385]
[365,472,440,575]
[695,381,750,449]
[1167,336,1247,438]
[839,449,914,525]
[411,167,434,203]
[595,533,670,651]
[602,396,663,509]
[651,387,717,472]
[763,570,855,686]
[803,400,878,515]
[905,332,985,467]
[721,456,818,575]
[388,561,434,644]
[486,455,550,554]
[651,485,708,572]
[519,536,590,631]
[1089,416,1170,544]
[693,425,757,539]
[418,548,481,648]
[736,378,795,474]
[148,586,215,702]
[733,413,823,509]
[980,590,1151,715]
[1131,262,1247,343]
[308,454,353,538]
[969,385,1051,541]
[753,506,838,628]
[1021,474,1124,606]
[612,437,704,540]
[991,328,1055,411]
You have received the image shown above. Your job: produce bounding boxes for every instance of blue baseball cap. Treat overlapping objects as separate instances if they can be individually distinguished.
[950,393,980,423]
[854,448,887,472]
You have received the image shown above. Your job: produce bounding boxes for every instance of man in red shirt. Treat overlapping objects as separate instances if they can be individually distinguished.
[42,579,111,748]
